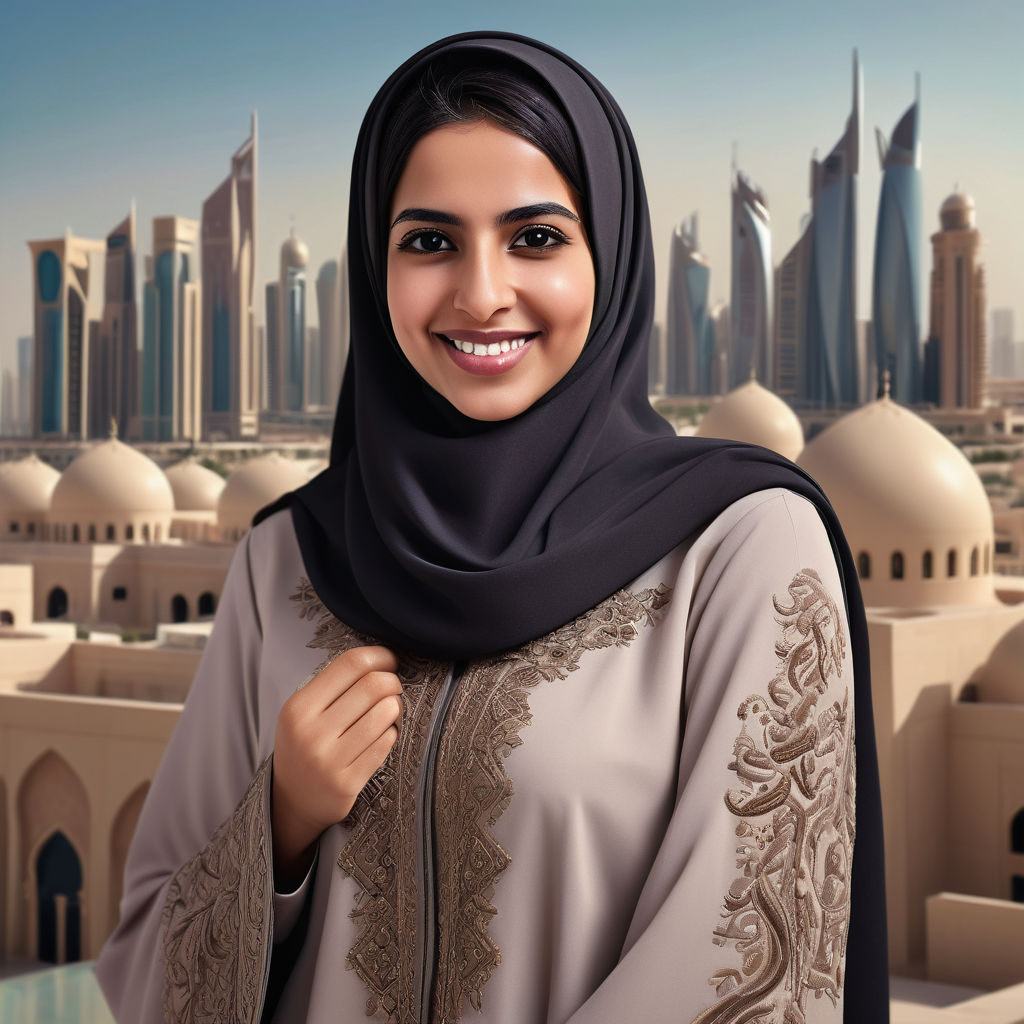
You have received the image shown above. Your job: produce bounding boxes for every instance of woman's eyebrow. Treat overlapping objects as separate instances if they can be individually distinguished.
[390,202,580,231]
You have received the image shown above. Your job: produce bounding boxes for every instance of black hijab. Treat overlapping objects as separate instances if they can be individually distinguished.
[256,31,888,1018]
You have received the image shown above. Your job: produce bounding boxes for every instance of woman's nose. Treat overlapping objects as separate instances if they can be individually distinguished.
[452,247,515,322]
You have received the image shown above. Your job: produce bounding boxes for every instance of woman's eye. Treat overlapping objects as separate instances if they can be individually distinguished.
[399,231,454,253]
[512,226,567,250]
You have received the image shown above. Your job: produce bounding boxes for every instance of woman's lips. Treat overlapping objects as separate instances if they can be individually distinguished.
[437,331,539,377]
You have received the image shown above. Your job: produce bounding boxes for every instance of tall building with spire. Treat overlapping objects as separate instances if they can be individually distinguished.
[201,114,259,439]
[803,52,861,407]
[90,207,139,439]
[730,170,772,387]
[773,219,811,399]
[665,215,714,396]
[265,229,309,412]
[924,192,987,408]
[140,217,202,442]
[872,79,923,404]
[27,231,105,439]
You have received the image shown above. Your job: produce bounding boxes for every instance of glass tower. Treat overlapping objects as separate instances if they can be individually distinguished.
[665,215,714,396]
[730,171,772,387]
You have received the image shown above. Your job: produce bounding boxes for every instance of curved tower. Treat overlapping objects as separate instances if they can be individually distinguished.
[872,80,923,404]
[665,215,714,396]
[730,170,772,387]
[805,51,861,407]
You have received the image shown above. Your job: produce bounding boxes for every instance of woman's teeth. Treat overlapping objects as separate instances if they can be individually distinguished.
[445,336,531,355]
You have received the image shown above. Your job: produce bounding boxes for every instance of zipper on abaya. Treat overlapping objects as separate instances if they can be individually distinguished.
[416,660,466,1024]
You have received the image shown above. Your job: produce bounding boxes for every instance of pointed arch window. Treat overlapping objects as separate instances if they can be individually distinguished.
[970,546,979,576]
[922,550,933,579]
[857,552,871,579]
[947,548,957,577]
[891,552,904,580]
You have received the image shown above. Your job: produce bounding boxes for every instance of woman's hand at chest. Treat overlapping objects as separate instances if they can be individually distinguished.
[271,646,403,890]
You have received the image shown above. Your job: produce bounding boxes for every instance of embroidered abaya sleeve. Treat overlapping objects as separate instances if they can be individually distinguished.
[93,528,301,1024]
[560,489,856,1023]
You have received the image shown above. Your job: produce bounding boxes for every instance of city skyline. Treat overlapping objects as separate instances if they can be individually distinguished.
[2,0,1022,381]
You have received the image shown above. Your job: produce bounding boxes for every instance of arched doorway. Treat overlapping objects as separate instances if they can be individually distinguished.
[0,610,13,625]
[171,594,188,623]
[198,591,216,617]
[46,586,68,619]
[36,831,82,964]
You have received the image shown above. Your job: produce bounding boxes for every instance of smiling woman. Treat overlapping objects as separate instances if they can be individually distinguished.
[386,120,595,421]
[95,31,888,1024]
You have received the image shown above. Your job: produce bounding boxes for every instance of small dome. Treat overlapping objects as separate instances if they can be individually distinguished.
[0,455,60,514]
[281,230,309,269]
[940,192,976,231]
[798,396,993,606]
[52,438,174,517]
[979,620,1024,704]
[165,457,226,511]
[217,453,310,537]
[695,379,804,460]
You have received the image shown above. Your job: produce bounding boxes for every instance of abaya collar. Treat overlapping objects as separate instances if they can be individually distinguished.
[255,33,888,1017]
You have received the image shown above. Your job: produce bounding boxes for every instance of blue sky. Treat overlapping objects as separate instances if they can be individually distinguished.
[2,0,1022,367]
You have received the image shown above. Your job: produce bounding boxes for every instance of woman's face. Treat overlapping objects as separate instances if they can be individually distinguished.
[387,119,595,421]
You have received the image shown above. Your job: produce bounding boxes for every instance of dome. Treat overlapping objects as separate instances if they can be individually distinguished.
[0,455,60,514]
[694,379,804,460]
[164,457,226,511]
[52,438,174,517]
[979,620,1024,704]
[798,396,994,606]
[940,191,976,231]
[217,453,310,537]
[281,230,309,269]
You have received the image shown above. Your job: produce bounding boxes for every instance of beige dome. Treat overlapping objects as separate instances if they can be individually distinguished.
[165,457,226,511]
[694,379,804,460]
[0,455,60,513]
[940,191,975,231]
[979,620,1024,704]
[52,439,174,517]
[798,396,994,607]
[281,230,309,269]
[217,453,310,537]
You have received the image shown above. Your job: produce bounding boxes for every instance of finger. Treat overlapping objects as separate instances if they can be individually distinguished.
[339,726,400,804]
[322,669,403,734]
[300,645,400,711]
[336,694,403,762]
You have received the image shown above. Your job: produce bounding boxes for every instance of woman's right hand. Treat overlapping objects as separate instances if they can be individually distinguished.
[271,645,403,890]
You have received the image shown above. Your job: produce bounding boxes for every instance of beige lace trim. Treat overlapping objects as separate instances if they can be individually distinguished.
[292,578,672,1022]
[162,755,272,1024]
[693,568,855,1023]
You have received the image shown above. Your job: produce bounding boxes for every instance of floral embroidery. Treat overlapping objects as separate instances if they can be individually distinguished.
[694,568,854,1024]
[162,757,273,1024]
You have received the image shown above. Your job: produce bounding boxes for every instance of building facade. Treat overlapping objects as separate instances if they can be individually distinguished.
[140,217,201,443]
[872,86,923,404]
[992,309,1015,379]
[90,210,139,441]
[27,232,105,441]
[925,192,987,409]
[265,230,309,413]
[665,215,714,396]
[201,114,259,440]
[316,253,348,411]
[730,171,772,387]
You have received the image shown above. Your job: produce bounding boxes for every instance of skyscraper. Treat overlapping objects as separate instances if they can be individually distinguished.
[665,215,714,396]
[140,217,202,442]
[91,207,139,439]
[201,114,259,440]
[991,309,1015,379]
[27,231,105,439]
[804,52,861,407]
[773,222,811,399]
[265,229,309,412]
[872,80,923,404]
[925,192,986,408]
[730,170,772,387]
[316,253,349,412]
[305,326,321,409]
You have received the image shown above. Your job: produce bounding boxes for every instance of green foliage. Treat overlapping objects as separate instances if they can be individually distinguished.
[121,628,156,644]
[970,449,1011,463]
[199,457,229,478]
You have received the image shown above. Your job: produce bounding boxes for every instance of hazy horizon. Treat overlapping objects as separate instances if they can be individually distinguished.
[3,0,1022,377]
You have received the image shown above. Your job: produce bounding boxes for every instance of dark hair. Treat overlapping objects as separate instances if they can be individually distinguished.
[376,56,585,239]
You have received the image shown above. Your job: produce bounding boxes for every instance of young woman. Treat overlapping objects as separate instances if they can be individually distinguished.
[96,32,888,1023]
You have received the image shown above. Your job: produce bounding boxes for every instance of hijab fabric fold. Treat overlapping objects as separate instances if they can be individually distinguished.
[255,31,888,1019]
